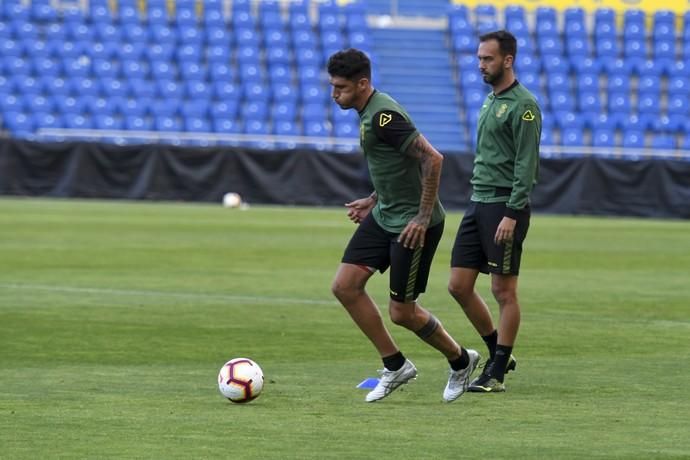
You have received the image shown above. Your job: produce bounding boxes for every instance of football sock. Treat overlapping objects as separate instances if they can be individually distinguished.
[382,351,406,371]
[449,347,470,371]
[482,330,498,360]
[492,344,513,382]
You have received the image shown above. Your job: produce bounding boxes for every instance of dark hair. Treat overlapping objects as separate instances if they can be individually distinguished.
[479,30,517,58]
[327,48,371,81]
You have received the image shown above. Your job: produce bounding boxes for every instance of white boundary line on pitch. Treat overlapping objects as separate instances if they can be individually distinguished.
[0,283,336,306]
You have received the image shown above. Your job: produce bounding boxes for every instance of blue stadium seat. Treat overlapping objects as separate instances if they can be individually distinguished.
[607,74,630,93]
[565,37,589,57]
[211,101,239,120]
[151,98,180,117]
[549,91,576,113]
[243,82,270,102]
[654,40,675,60]
[154,116,182,132]
[206,26,231,46]
[624,39,646,58]
[118,97,150,117]
[186,80,211,99]
[637,93,660,114]
[668,76,690,95]
[594,8,616,38]
[3,111,34,137]
[184,117,211,134]
[150,60,176,80]
[622,129,645,148]
[554,111,584,130]
[546,72,569,93]
[561,127,586,146]
[155,80,183,100]
[538,36,563,56]
[213,118,240,134]
[592,128,616,147]
[176,7,197,27]
[94,114,123,130]
[596,37,618,58]
[304,119,331,137]
[623,9,646,40]
[271,101,297,122]
[274,121,299,149]
[650,133,676,149]
[64,113,93,130]
[213,81,240,100]
[266,46,291,66]
[180,101,209,119]
[207,45,231,64]
[453,34,474,54]
[608,92,631,114]
[241,101,269,121]
[33,112,62,130]
[515,53,541,73]
[668,95,689,115]
[128,78,155,98]
[268,64,292,84]
[300,83,328,105]
[572,57,602,74]
[41,76,69,96]
[179,62,207,81]
[578,91,601,113]
[272,83,298,104]
[542,55,569,73]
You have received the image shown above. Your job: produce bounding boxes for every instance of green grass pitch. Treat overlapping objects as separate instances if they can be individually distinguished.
[1,197,689,459]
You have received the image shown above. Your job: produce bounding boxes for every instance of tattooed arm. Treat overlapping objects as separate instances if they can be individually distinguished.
[397,134,443,249]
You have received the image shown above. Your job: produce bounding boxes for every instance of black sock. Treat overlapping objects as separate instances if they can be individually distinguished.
[492,344,513,382]
[449,347,470,371]
[482,330,498,361]
[382,351,406,371]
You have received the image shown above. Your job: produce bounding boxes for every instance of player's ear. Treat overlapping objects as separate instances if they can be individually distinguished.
[504,54,514,69]
[356,77,370,91]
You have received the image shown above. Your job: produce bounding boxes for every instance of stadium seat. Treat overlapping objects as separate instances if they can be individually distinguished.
[561,127,586,146]
[271,101,297,122]
[650,133,676,149]
[622,129,645,148]
[592,128,616,147]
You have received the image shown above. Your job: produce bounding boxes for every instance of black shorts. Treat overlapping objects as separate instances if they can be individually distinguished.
[451,202,530,275]
[341,213,444,302]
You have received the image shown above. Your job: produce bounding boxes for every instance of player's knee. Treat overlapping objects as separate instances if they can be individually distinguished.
[388,301,414,327]
[331,278,357,302]
[448,280,472,303]
[491,284,517,306]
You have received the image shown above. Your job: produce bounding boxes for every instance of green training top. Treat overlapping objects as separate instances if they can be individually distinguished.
[471,81,541,219]
[358,90,445,233]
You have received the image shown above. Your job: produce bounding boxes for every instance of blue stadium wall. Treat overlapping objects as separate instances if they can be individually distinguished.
[1,139,689,218]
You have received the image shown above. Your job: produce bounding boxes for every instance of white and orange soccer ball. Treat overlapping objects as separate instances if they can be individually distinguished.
[218,358,264,403]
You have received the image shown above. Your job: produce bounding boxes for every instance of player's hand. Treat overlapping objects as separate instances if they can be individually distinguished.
[494,216,517,244]
[344,197,375,224]
[398,216,428,249]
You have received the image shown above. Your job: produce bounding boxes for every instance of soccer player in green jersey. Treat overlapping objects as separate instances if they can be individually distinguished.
[448,31,541,393]
[328,49,479,403]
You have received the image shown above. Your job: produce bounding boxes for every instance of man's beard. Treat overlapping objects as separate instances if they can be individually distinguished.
[483,68,504,85]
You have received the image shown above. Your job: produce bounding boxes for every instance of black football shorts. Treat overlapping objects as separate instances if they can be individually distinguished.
[342,213,444,302]
[451,201,530,275]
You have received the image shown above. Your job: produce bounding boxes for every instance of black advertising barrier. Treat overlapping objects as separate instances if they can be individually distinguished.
[1,138,689,218]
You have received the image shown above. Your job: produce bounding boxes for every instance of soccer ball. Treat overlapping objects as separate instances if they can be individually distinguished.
[218,358,264,403]
[222,192,242,208]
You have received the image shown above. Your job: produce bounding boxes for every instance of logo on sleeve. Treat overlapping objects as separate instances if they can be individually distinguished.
[379,113,392,127]
[521,110,535,121]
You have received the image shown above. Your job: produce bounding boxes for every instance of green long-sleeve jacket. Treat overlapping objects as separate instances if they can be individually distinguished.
[471,81,541,219]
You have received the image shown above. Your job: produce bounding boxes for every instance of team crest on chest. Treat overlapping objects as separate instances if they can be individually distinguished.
[496,103,508,118]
